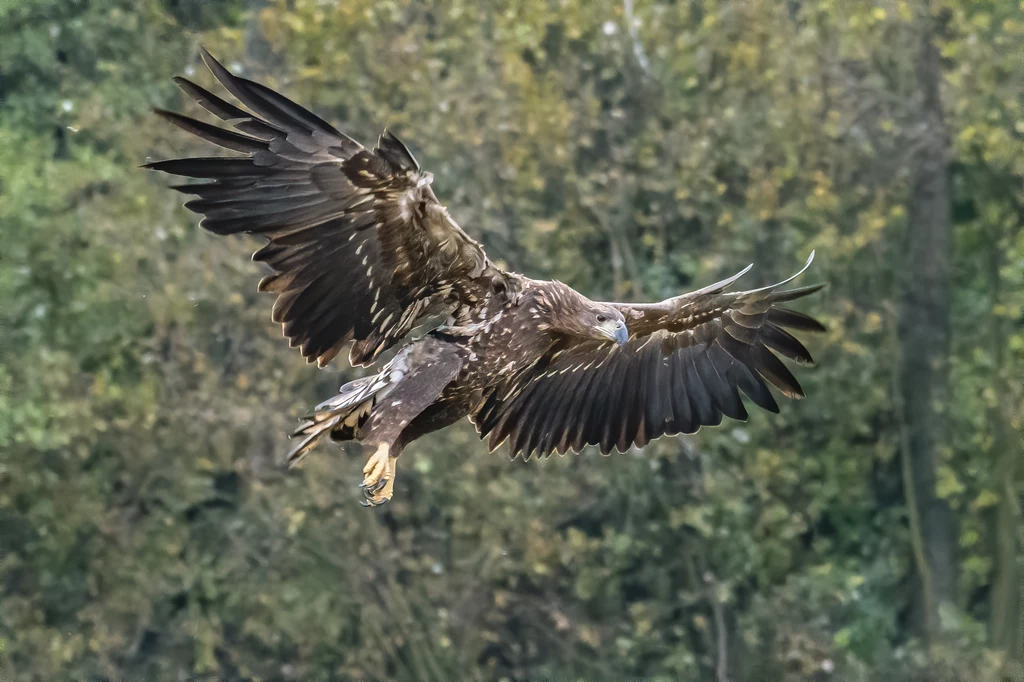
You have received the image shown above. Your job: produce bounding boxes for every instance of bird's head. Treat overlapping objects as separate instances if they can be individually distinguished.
[583,303,629,345]
[535,283,629,345]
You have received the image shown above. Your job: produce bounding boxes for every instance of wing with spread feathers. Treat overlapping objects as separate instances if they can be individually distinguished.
[146,48,498,367]
[473,253,826,459]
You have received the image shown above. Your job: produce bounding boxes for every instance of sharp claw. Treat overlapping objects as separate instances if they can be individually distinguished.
[360,494,390,508]
[357,443,394,507]
[359,476,388,494]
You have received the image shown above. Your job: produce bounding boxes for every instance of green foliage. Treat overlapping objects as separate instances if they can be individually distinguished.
[1,0,1020,678]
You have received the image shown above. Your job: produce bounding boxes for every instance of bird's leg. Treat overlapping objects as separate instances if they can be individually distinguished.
[360,442,396,507]
[353,337,464,507]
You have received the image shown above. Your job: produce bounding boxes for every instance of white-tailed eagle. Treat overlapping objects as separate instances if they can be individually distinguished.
[146,49,825,506]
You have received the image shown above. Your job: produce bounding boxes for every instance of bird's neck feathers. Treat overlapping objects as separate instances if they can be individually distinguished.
[530,282,593,338]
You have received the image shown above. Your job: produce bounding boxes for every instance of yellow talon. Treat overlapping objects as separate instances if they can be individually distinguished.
[361,442,396,506]
[362,442,390,486]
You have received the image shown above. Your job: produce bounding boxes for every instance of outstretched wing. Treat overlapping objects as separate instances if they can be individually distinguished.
[145,48,497,367]
[473,253,826,459]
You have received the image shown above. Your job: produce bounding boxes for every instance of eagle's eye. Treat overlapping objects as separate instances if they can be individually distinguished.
[596,314,608,323]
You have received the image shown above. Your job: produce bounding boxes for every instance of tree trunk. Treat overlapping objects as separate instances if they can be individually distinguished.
[897,7,958,642]
[986,222,1021,669]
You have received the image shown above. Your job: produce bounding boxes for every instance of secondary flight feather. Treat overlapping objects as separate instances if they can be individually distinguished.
[147,49,826,506]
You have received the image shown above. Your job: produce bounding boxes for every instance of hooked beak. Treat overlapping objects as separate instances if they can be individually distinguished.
[614,321,629,345]
[598,320,629,345]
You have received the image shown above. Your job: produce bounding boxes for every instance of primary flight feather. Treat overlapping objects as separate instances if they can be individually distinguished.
[146,49,825,506]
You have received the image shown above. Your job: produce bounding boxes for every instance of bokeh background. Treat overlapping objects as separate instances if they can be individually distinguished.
[1,0,1021,678]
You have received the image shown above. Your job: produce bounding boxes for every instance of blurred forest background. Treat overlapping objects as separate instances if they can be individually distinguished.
[1,0,1022,678]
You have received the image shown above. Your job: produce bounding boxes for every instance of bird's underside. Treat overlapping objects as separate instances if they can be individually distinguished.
[147,48,827,506]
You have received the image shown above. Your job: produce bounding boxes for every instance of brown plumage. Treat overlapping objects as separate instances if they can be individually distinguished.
[147,50,826,506]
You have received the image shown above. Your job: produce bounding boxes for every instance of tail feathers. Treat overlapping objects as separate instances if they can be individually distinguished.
[312,374,380,416]
[286,413,343,468]
[285,374,390,468]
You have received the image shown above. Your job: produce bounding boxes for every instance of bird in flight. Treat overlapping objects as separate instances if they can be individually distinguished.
[146,49,825,506]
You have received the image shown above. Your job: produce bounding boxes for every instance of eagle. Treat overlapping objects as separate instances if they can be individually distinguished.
[146,49,825,506]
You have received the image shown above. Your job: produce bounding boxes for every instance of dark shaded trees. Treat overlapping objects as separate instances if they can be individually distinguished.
[897,3,959,641]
